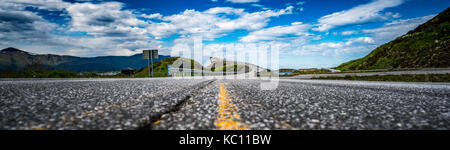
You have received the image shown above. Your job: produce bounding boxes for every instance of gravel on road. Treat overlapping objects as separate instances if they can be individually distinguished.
[1,78,449,130]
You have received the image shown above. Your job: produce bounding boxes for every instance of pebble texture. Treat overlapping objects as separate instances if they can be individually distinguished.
[0,78,211,130]
[1,78,449,130]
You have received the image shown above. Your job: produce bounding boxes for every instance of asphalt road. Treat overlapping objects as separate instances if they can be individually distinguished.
[0,78,449,130]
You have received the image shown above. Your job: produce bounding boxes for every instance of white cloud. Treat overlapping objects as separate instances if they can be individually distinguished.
[318,42,345,48]
[141,13,163,20]
[2,0,423,62]
[0,8,59,43]
[62,2,163,56]
[289,14,434,59]
[289,14,435,58]
[2,1,296,56]
[226,0,260,3]
[66,2,148,37]
[277,36,377,57]
[150,9,226,40]
[148,6,294,40]
[314,0,404,31]
[290,42,373,56]
[240,22,312,42]
[363,14,435,43]
[340,31,357,35]
[0,1,164,57]
[250,4,267,9]
[345,37,375,45]
[385,12,401,18]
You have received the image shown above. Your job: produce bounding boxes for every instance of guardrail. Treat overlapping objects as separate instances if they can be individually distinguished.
[169,68,245,77]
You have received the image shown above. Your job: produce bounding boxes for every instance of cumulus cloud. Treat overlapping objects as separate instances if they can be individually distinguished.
[141,13,163,20]
[313,0,404,31]
[148,6,294,40]
[1,0,428,63]
[345,37,375,45]
[240,22,312,42]
[272,36,376,57]
[0,9,58,43]
[66,2,148,37]
[291,44,373,57]
[0,1,164,56]
[288,39,378,57]
[288,14,435,58]
[61,2,163,56]
[289,13,435,58]
[363,14,435,43]
[0,0,297,56]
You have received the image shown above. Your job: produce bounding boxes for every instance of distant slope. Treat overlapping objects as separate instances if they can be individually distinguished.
[336,7,450,71]
[56,54,170,72]
[0,47,170,72]
[0,47,78,70]
[134,57,203,77]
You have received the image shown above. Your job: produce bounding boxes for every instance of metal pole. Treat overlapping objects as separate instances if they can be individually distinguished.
[151,56,153,78]
[147,57,150,78]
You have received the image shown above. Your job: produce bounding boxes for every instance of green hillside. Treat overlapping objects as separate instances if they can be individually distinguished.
[134,57,203,77]
[336,7,450,71]
[213,64,245,72]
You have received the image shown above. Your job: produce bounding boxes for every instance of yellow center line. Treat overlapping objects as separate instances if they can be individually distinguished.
[214,83,248,130]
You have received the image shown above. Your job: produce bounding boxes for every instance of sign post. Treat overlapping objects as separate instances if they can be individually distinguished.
[143,50,158,78]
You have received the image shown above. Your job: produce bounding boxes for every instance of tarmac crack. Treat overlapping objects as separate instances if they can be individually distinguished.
[138,79,216,130]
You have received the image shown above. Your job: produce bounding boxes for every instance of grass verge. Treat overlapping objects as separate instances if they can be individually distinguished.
[313,74,450,82]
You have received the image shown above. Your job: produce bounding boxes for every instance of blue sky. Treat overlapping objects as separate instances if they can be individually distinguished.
[0,0,448,69]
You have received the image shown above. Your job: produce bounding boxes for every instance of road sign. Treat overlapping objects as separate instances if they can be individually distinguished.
[143,50,158,59]
[143,50,159,78]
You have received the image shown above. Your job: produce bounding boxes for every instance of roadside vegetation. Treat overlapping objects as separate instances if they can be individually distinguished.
[134,57,203,77]
[213,65,245,72]
[280,68,331,77]
[313,74,450,82]
[134,57,179,77]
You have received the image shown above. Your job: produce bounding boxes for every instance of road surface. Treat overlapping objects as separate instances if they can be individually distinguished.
[0,78,449,130]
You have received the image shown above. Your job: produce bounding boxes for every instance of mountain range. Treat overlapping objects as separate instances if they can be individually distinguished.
[0,47,170,72]
[336,7,449,71]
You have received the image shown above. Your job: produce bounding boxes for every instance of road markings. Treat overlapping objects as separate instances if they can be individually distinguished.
[214,83,248,130]
[30,126,46,130]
